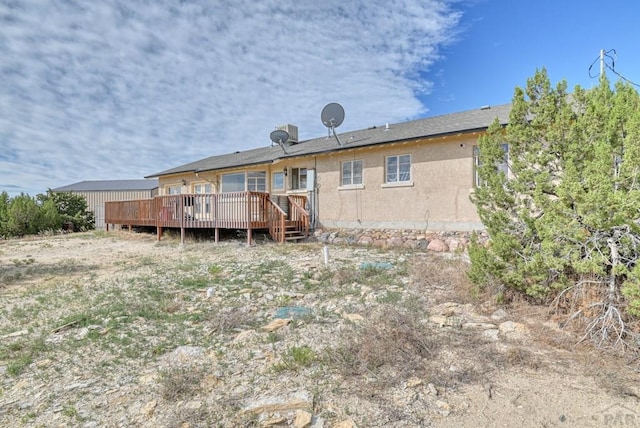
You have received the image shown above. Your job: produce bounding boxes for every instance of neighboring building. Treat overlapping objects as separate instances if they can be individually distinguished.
[145,104,511,234]
[53,179,159,230]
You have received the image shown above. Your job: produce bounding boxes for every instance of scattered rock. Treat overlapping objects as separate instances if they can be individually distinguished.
[163,346,206,366]
[491,309,508,321]
[262,318,292,332]
[233,329,257,343]
[462,322,497,330]
[499,321,529,340]
[482,329,500,341]
[427,239,449,252]
[261,416,286,427]
[294,409,313,428]
[64,381,91,391]
[243,390,312,414]
[406,377,423,388]
[142,400,157,419]
[435,400,451,416]
[343,313,364,323]
[427,383,438,396]
[333,419,357,428]
[429,315,448,327]
[1,329,28,339]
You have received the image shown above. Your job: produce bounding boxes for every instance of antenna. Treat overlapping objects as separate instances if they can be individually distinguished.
[321,102,345,146]
[270,129,290,154]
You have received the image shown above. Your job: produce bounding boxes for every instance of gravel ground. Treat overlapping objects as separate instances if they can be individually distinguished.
[0,230,638,427]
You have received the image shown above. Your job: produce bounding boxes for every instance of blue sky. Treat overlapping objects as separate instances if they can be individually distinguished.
[1,0,638,196]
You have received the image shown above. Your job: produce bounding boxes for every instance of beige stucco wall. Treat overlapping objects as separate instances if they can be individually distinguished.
[156,132,485,232]
[314,133,484,231]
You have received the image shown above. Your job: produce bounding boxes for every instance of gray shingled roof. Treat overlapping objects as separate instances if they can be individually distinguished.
[53,179,159,192]
[147,103,512,178]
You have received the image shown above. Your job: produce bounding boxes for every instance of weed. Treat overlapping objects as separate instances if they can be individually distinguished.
[266,332,280,344]
[160,366,206,401]
[177,258,200,272]
[273,345,316,372]
[62,404,85,421]
[377,291,402,304]
[136,255,156,266]
[208,264,222,276]
[179,276,210,289]
[2,337,47,376]
[7,355,33,376]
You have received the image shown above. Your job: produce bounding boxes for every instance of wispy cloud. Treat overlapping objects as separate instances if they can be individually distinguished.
[0,0,461,195]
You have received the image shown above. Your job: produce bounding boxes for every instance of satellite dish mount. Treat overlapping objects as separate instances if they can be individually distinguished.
[270,129,290,154]
[321,103,345,146]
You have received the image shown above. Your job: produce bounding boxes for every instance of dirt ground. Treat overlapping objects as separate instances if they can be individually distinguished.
[0,231,639,427]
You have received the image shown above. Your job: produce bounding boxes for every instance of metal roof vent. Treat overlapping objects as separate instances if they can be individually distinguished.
[276,124,298,144]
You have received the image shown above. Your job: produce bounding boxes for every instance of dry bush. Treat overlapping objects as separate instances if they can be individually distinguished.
[409,254,477,304]
[325,306,436,385]
[165,406,217,428]
[206,305,253,335]
[580,351,640,398]
[159,366,206,401]
[504,347,542,370]
[426,330,507,389]
[551,279,640,353]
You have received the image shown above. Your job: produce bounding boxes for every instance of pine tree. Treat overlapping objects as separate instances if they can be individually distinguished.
[469,69,640,348]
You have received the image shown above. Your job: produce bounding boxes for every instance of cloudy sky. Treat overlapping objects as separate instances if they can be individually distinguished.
[2,0,639,196]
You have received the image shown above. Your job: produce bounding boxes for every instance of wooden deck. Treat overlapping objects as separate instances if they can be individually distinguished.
[105,192,309,245]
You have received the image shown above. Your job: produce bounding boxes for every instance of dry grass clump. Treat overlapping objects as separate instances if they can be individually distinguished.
[326,306,436,385]
[409,254,477,304]
[200,303,256,336]
[159,366,207,401]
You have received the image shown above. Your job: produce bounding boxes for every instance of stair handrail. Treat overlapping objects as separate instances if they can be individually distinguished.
[288,196,309,238]
[267,198,287,243]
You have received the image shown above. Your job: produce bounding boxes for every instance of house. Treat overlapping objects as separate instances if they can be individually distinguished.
[105,104,511,246]
[53,179,159,230]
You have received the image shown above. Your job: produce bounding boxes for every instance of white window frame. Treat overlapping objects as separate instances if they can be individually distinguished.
[166,185,181,195]
[340,160,363,188]
[221,172,246,193]
[383,154,412,187]
[272,171,285,191]
[291,168,307,191]
[473,144,509,187]
[247,171,266,192]
[194,183,212,215]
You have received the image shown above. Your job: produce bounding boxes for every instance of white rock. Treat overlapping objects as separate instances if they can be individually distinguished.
[482,329,500,341]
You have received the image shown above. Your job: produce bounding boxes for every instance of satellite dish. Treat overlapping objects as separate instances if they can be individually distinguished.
[320,102,345,146]
[321,103,345,128]
[270,129,289,153]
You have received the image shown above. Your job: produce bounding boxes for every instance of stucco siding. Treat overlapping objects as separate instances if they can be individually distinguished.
[315,134,483,231]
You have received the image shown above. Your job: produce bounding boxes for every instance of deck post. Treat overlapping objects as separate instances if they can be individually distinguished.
[247,228,252,246]
[157,226,162,241]
[215,228,219,243]
[180,194,185,245]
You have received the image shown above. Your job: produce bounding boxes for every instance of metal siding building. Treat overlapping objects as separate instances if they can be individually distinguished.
[52,180,159,230]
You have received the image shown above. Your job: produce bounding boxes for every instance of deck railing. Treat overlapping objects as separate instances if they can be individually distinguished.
[105,192,307,244]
